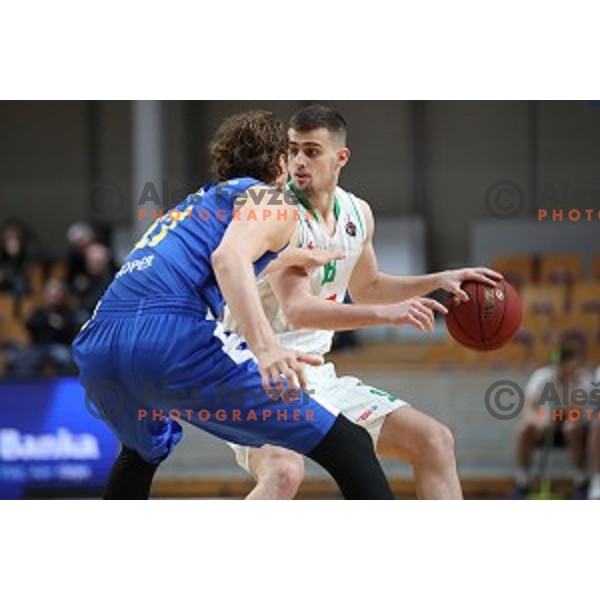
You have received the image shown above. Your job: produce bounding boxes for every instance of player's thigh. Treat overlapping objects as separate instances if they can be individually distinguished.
[321,372,407,446]
[74,314,186,463]
[172,361,338,455]
[78,362,183,464]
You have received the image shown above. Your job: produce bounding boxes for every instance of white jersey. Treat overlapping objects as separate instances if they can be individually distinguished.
[225,186,410,468]
[222,184,367,355]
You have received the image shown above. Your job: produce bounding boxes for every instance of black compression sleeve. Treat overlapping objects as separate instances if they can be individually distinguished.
[307,415,394,499]
[103,446,160,500]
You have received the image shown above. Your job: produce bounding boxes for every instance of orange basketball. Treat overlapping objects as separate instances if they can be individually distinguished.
[444,279,522,351]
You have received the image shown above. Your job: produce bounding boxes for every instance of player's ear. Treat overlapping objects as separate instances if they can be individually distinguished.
[278,154,288,173]
[275,154,288,188]
[337,147,350,168]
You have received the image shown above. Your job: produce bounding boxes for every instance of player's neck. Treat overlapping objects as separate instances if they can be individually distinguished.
[289,181,339,235]
[303,184,337,221]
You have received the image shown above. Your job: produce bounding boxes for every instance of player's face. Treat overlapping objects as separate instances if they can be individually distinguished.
[288,128,349,197]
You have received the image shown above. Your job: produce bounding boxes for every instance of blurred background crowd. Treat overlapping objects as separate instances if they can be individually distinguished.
[0,218,116,377]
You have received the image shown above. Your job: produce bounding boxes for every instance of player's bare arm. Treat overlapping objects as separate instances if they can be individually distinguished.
[268,263,448,333]
[348,198,504,304]
[261,228,345,276]
[212,185,322,393]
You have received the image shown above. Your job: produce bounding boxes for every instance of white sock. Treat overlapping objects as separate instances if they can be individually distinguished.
[588,474,600,500]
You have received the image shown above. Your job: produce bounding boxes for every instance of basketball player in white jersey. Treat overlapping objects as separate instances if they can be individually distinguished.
[225,105,503,499]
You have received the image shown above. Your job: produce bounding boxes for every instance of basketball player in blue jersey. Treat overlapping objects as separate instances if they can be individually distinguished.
[72,110,395,499]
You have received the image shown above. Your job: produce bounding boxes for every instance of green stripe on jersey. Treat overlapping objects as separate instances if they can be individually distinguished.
[288,181,340,225]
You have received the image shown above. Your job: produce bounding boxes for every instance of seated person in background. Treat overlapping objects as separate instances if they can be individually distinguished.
[587,365,600,500]
[512,343,591,499]
[77,243,116,318]
[7,279,79,377]
[0,219,37,299]
[66,222,96,291]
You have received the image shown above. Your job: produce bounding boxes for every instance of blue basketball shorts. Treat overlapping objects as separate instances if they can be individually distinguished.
[71,297,338,463]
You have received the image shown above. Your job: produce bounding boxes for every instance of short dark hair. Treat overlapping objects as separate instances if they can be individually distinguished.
[289,104,347,145]
[209,110,287,183]
[557,342,580,364]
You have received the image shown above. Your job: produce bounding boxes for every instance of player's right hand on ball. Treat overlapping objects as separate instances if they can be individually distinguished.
[255,345,323,399]
[378,297,448,332]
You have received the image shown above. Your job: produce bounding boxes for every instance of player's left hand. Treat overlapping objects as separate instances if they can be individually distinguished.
[437,267,503,302]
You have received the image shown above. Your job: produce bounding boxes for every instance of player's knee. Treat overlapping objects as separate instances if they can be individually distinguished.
[416,423,455,467]
[262,455,304,499]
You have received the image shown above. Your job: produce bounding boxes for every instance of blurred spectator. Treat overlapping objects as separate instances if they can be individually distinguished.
[511,344,590,499]
[587,365,600,500]
[66,222,96,291]
[6,279,79,377]
[0,219,36,299]
[77,243,116,316]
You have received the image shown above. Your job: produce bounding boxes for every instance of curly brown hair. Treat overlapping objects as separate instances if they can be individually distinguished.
[208,110,287,183]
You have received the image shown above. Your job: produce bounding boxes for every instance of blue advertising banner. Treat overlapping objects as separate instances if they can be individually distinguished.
[0,377,119,499]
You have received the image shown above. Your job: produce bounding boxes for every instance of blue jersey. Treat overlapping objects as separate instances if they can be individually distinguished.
[73,176,338,463]
[102,177,280,317]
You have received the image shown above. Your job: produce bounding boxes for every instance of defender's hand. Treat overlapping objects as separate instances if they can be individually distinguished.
[255,345,323,399]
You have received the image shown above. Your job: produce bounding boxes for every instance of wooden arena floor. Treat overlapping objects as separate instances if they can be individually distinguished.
[153,476,578,500]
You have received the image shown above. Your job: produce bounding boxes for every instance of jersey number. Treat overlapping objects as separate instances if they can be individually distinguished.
[134,207,193,250]
[321,260,338,284]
